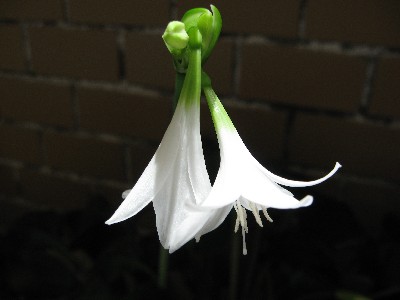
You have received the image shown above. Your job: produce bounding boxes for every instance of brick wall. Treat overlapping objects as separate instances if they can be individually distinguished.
[1,0,399,233]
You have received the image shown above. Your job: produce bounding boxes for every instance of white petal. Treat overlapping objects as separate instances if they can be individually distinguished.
[152,103,213,250]
[201,129,243,207]
[193,204,232,241]
[200,148,242,207]
[152,156,190,249]
[299,195,313,207]
[241,167,314,209]
[186,104,212,204]
[168,204,232,253]
[229,127,341,188]
[201,161,241,208]
[105,104,185,225]
[254,159,342,187]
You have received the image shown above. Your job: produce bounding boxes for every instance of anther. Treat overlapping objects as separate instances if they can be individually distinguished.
[241,226,247,255]
[262,206,273,223]
[249,202,263,227]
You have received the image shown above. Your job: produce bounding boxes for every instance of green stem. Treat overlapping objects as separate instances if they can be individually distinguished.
[157,247,169,289]
[178,50,201,108]
[202,72,235,131]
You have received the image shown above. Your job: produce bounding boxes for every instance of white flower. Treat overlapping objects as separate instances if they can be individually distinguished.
[202,85,341,254]
[106,45,230,253]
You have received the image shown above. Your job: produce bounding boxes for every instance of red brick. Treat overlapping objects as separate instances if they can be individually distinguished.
[78,87,171,141]
[306,0,400,47]
[289,114,400,182]
[0,164,18,196]
[203,38,234,96]
[0,125,41,164]
[0,25,25,71]
[0,77,73,127]
[126,32,175,90]
[29,27,118,81]
[369,57,400,118]
[200,99,287,161]
[341,181,400,234]
[126,34,233,93]
[177,0,300,38]
[44,132,125,180]
[129,143,157,182]
[20,169,91,211]
[0,0,63,20]
[69,0,169,26]
[240,44,366,112]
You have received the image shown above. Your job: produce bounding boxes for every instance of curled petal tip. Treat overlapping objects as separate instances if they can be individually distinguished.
[300,195,313,207]
[122,189,131,199]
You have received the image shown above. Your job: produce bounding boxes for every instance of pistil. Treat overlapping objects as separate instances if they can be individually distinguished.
[233,200,273,255]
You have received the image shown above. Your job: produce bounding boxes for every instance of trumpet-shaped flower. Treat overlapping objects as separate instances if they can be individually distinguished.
[106,31,231,253]
[201,77,341,254]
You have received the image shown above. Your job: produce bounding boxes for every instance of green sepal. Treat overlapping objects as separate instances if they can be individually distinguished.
[181,5,222,64]
[181,8,209,32]
[200,5,222,64]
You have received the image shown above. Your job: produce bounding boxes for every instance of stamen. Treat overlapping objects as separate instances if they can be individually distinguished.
[236,202,247,232]
[233,201,239,213]
[233,202,274,255]
[241,226,247,255]
[262,206,273,223]
[233,202,240,232]
[249,202,263,227]
[242,205,248,233]
[234,215,240,233]
[234,201,248,254]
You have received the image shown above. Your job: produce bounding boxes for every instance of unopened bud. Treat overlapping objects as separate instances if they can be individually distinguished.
[162,21,189,51]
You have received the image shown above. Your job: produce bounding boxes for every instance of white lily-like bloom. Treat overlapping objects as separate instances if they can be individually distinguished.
[106,38,230,253]
[202,82,341,254]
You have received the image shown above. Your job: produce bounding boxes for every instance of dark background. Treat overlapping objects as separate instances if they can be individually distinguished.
[0,1,399,299]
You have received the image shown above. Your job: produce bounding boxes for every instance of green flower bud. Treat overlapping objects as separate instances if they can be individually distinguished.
[162,21,189,52]
[162,6,222,74]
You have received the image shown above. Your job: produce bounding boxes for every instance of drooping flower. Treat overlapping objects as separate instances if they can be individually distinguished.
[201,74,341,254]
[106,29,230,253]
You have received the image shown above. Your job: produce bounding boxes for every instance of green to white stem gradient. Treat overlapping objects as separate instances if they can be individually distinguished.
[203,85,235,132]
[201,72,341,255]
